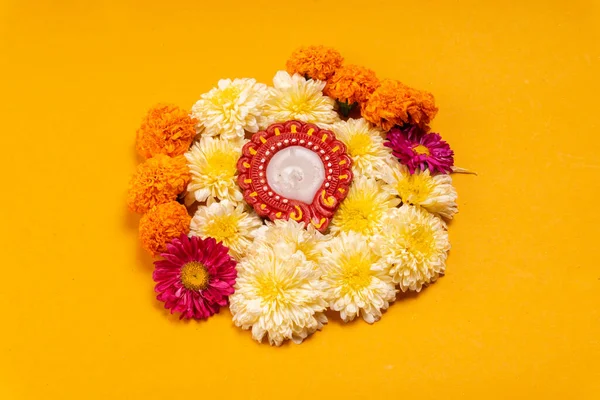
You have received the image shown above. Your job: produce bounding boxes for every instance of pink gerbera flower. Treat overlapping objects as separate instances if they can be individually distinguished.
[385,125,454,174]
[153,234,237,320]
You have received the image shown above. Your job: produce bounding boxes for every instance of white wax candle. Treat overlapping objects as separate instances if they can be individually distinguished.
[266,146,325,204]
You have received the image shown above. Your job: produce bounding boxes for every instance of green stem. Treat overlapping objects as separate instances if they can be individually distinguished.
[338,101,356,118]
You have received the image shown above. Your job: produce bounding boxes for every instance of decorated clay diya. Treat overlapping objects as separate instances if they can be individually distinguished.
[237,120,353,231]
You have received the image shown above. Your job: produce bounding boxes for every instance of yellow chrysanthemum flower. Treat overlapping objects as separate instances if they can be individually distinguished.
[331,118,392,179]
[191,78,267,140]
[260,71,339,129]
[371,205,450,292]
[252,219,330,265]
[190,200,263,260]
[185,136,245,205]
[230,244,328,346]
[320,232,396,323]
[330,176,400,236]
[383,160,458,219]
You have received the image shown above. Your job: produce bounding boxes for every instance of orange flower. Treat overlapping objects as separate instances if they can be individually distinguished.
[362,79,438,131]
[139,201,191,256]
[324,64,380,106]
[286,45,343,81]
[135,104,197,159]
[127,154,190,214]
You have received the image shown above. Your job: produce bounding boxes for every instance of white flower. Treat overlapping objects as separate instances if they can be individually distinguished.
[191,78,268,140]
[383,160,458,219]
[320,232,396,323]
[260,71,339,128]
[371,205,450,292]
[230,244,328,346]
[330,176,400,236]
[252,219,330,265]
[185,136,245,205]
[331,118,392,178]
[190,200,263,260]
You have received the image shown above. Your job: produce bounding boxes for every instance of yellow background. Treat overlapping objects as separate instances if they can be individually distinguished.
[1,0,599,398]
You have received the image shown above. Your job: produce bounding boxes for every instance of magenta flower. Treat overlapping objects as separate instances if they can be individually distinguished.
[385,125,454,174]
[153,234,237,320]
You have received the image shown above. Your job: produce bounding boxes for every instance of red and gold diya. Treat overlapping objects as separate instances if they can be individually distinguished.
[237,120,353,231]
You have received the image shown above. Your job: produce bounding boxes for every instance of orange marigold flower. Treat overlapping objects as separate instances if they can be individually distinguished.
[127,154,190,214]
[324,64,380,106]
[362,79,438,131]
[286,45,344,81]
[139,201,191,256]
[135,104,197,159]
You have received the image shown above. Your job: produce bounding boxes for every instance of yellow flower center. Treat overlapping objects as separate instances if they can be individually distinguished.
[289,100,313,114]
[412,144,430,156]
[396,174,434,205]
[211,86,241,107]
[180,261,210,291]
[405,224,435,258]
[339,254,373,295]
[347,133,373,157]
[336,198,378,235]
[256,275,289,305]
[204,215,239,244]
[206,150,237,179]
[296,240,318,264]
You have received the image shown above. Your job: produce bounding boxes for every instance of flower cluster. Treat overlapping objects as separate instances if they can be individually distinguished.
[363,79,438,131]
[386,125,454,174]
[191,78,267,141]
[324,64,380,116]
[126,46,468,346]
[286,45,343,81]
[127,154,190,214]
[139,201,191,256]
[136,104,197,159]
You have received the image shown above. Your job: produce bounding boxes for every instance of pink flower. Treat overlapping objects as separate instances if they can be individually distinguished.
[153,234,237,320]
[385,125,454,174]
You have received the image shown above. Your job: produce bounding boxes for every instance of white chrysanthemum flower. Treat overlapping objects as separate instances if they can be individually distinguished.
[371,205,450,292]
[230,245,328,346]
[330,176,400,236]
[383,160,458,219]
[260,71,339,128]
[252,219,330,265]
[190,200,263,260]
[185,136,245,204]
[331,118,392,178]
[191,78,268,140]
[320,232,396,323]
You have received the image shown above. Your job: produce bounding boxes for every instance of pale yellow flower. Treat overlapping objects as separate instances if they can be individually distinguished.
[330,176,400,236]
[230,244,328,346]
[371,205,450,292]
[252,219,330,265]
[191,78,267,140]
[321,232,396,323]
[331,118,392,178]
[185,136,245,204]
[190,200,263,260]
[383,160,458,219]
[260,71,339,128]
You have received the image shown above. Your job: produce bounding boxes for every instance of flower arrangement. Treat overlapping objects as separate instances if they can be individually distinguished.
[127,45,467,346]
